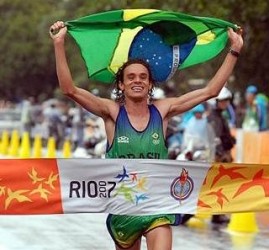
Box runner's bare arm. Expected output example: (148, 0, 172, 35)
(155, 28, 243, 119)
(49, 21, 119, 121)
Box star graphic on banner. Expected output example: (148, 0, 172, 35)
(135, 194, 149, 205)
(197, 199, 212, 208)
(45, 172, 58, 189)
(28, 168, 45, 184)
(5, 189, 32, 209)
(114, 183, 137, 203)
(30, 184, 51, 202)
(115, 166, 129, 182)
(137, 177, 147, 191)
(130, 173, 138, 182)
(207, 188, 229, 208)
(233, 169, 269, 198)
(0, 186, 6, 196)
(211, 165, 246, 188)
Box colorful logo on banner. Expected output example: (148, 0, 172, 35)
(0, 159, 63, 214)
(170, 168, 194, 203)
(113, 166, 149, 205)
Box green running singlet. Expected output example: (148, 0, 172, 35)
(106, 104, 180, 249)
(106, 104, 168, 159)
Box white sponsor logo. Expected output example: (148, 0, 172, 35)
(152, 133, 160, 145)
(117, 136, 129, 144)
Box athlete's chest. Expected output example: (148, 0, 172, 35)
(127, 113, 150, 131)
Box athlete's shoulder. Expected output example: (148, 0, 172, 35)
(101, 98, 121, 122)
(152, 98, 171, 119)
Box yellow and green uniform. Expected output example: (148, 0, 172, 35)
(106, 104, 181, 249)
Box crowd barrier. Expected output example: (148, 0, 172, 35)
(231, 129, 269, 164)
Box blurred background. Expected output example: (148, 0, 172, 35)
(0, 0, 268, 158)
(0, 0, 268, 100)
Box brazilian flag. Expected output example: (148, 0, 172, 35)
(66, 9, 238, 84)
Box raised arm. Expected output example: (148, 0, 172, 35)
(49, 21, 118, 120)
(155, 28, 244, 119)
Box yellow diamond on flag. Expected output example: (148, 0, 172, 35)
(197, 31, 216, 45)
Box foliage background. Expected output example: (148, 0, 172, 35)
(0, 0, 268, 102)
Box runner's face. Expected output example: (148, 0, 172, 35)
(119, 63, 152, 101)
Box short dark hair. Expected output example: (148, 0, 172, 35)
(113, 58, 156, 103)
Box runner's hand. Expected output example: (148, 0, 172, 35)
(49, 21, 67, 41)
(228, 27, 243, 52)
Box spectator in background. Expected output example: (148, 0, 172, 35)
(222, 102, 237, 128)
(256, 93, 269, 130)
(242, 85, 268, 131)
(69, 106, 85, 150)
(179, 103, 216, 162)
(208, 86, 236, 163)
(30, 98, 45, 141)
(43, 101, 64, 149)
(21, 97, 34, 134)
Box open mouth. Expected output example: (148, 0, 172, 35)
(131, 86, 144, 92)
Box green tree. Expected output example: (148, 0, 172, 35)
(0, 0, 268, 101)
(0, 0, 58, 100)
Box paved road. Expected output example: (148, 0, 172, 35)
(0, 212, 268, 250)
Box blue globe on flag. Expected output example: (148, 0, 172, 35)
(129, 23, 197, 83)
